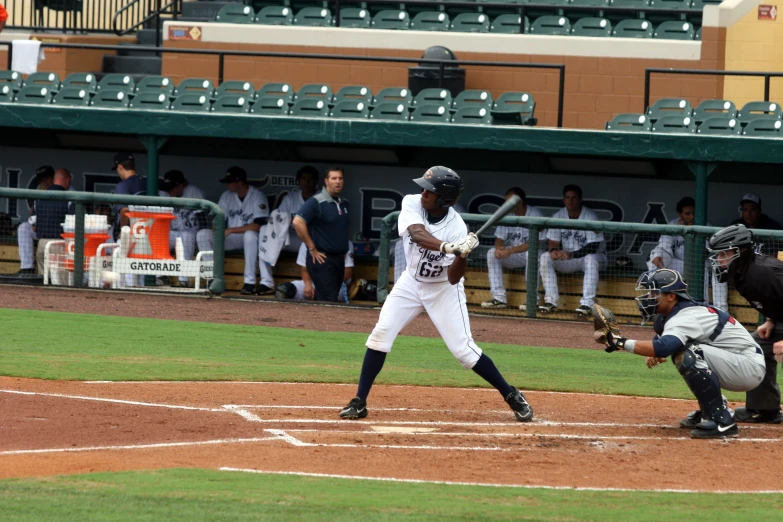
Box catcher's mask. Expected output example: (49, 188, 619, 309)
(707, 224, 755, 283)
(635, 269, 692, 324)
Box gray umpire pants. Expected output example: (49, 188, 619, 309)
(747, 322, 783, 411)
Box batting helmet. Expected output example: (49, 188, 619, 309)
(707, 224, 755, 282)
(635, 269, 692, 323)
(413, 166, 463, 208)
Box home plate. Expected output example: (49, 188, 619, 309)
(370, 426, 440, 434)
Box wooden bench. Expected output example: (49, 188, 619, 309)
(0, 243, 21, 274)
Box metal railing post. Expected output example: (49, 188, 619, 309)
(209, 207, 226, 295)
(376, 213, 396, 304)
(643, 69, 650, 112)
(218, 53, 225, 85)
(525, 227, 539, 317)
(557, 65, 565, 128)
(336, 0, 342, 27)
(765, 75, 771, 102)
(73, 202, 86, 288)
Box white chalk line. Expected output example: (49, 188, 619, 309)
(217, 468, 783, 494)
(0, 389, 224, 412)
(0, 437, 277, 456)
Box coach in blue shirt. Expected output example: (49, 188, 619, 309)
(293, 166, 350, 302)
(111, 152, 146, 227)
(34, 168, 73, 274)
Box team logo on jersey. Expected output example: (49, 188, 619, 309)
(261, 235, 268, 243)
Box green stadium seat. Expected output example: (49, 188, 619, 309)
(452, 90, 493, 110)
(695, 26, 702, 40)
(295, 83, 332, 101)
(52, 87, 91, 107)
(293, 7, 333, 26)
(136, 76, 174, 96)
(742, 119, 782, 137)
(337, 8, 371, 28)
(410, 11, 450, 31)
(450, 13, 490, 32)
(290, 98, 330, 117)
(530, 16, 571, 35)
(333, 85, 373, 105)
(696, 116, 741, 135)
(647, 98, 692, 121)
(128, 92, 171, 111)
(257, 82, 294, 103)
(14, 85, 53, 104)
(737, 101, 782, 122)
(571, 17, 612, 36)
(255, 6, 294, 25)
(477, 0, 526, 18)
(215, 80, 256, 99)
(61, 73, 96, 93)
(330, 100, 370, 119)
(97, 74, 135, 94)
(369, 102, 409, 120)
(648, 0, 690, 13)
(612, 19, 653, 38)
(651, 114, 696, 133)
(212, 93, 252, 113)
(489, 14, 529, 34)
(0, 84, 14, 102)
(451, 106, 492, 124)
(692, 99, 736, 123)
(690, 0, 723, 7)
(654, 21, 695, 40)
(371, 10, 410, 30)
(441, 0, 482, 17)
(610, 0, 650, 6)
(0, 70, 22, 92)
(215, 4, 256, 23)
(569, 0, 610, 6)
(410, 104, 451, 123)
(492, 92, 536, 125)
(24, 72, 60, 92)
(412, 88, 452, 107)
(91, 89, 130, 108)
(373, 87, 413, 107)
(175, 78, 214, 97)
(250, 96, 290, 115)
(605, 113, 652, 132)
(171, 93, 211, 112)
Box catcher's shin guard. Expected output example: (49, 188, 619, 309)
(673, 347, 733, 426)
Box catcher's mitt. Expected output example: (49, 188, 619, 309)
(590, 304, 621, 345)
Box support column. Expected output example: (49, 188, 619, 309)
(140, 136, 168, 196)
(685, 162, 717, 303)
(73, 202, 85, 288)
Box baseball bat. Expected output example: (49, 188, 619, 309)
(474, 195, 522, 237)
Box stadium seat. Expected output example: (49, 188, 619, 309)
(212, 93, 252, 113)
(605, 113, 652, 132)
(489, 14, 529, 34)
(571, 17, 612, 36)
(569, 0, 610, 6)
(128, 92, 171, 111)
(695, 26, 702, 40)
(373, 87, 413, 106)
(647, 98, 692, 121)
(0, 70, 22, 92)
(529, 16, 571, 35)
(91, 89, 130, 109)
(612, 19, 653, 38)
(477, 0, 527, 18)
(24, 72, 60, 92)
(452, 90, 493, 110)
(492, 92, 536, 125)
(97, 74, 136, 94)
(690, 0, 722, 7)
(651, 114, 696, 133)
(215, 80, 256, 99)
(696, 117, 741, 135)
(337, 8, 371, 28)
(136, 76, 174, 96)
(171, 93, 211, 112)
(333, 85, 373, 105)
(737, 101, 782, 122)
(371, 10, 410, 30)
(175, 78, 214, 97)
(294, 84, 332, 102)
(330, 100, 370, 118)
(0, 84, 13, 102)
(369, 102, 409, 120)
(215, 4, 255, 23)
(440, 0, 483, 17)
(14, 85, 53, 104)
(692, 99, 736, 123)
(450, 13, 490, 33)
(61, 73, 96, 93)
(410, 11, 450, 31)
(250, 96, 290, 115)
(52, 87, 91, 107)
(255, 6, 294, 25)
(257, 82, 294, 103)
(410, 104, 451, 122)
(654, 21, 695, 40)
(610, 0, 651, 6)
(290, 98, 330, 117)
(743, 119, 783, 136)
(412, 88, 452, 108)
(648, 0, 690, 12)
(293, 7, 333, 26)
(451, 106, 492, 124)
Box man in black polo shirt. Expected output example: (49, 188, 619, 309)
(293, 166, 350, 302)
(35, 168, 73, 275)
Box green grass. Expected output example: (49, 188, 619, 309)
(0, 468, 781, 521)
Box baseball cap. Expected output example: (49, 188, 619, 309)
(740, 193, 761, 207)
(161, 170, 186, 192)
(111, 152, 134, 171)
(35, 165, 55, 180)
(219, 166, 247, 184)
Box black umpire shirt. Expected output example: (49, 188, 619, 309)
(730, 254, 783, 323)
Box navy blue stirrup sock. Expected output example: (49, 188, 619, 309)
(356, 349, 387, 400)
(471, 353, 514, 398)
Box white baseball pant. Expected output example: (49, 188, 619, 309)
(539, 252, 605, 307)
(170, 230, 196, 283)
(366, 271, 483, 369)
(17, 221, 36, 270)
(290, 279, 348, 303)
(197, 229, 259, 285)
(486, 248, 533, 303)
(678, 344, 765, 392)
(257, 240, 300, 289)
(646, 255, 728, 310)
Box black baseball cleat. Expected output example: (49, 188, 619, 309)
(255, 284, 274, 296)
(575, 305, 591, 316)
(339, 397, 368, 419)
(505, 387, 534, 422)
(679, 410, 703, 428)
(690, 420, 739, 439)
(240, 283, 256, 295)
(734, 407, 783, 424)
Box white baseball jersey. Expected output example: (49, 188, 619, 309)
(651, 217, 713, 261)
(259, 209, 291, 266)
(277, 190, 306, 243)
(159, 184, 206, 233)
(297, 240, 354, 267)
(545, 207, 605, 253)
(398, 194, 466, 284)
(218, 185, 269, 228)
(663, 306, 762, 358)
(494, 205, 544, 247)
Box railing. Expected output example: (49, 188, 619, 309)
(113, 0, 181, 48)
(1, 41, 566, 127)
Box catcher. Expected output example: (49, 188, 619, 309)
(592, 268, 765, 439)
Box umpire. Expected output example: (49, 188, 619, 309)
(708, 224, 783, 424)
(293, 166, 350, 302)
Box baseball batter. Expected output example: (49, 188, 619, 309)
(339, 166, 534, 422)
